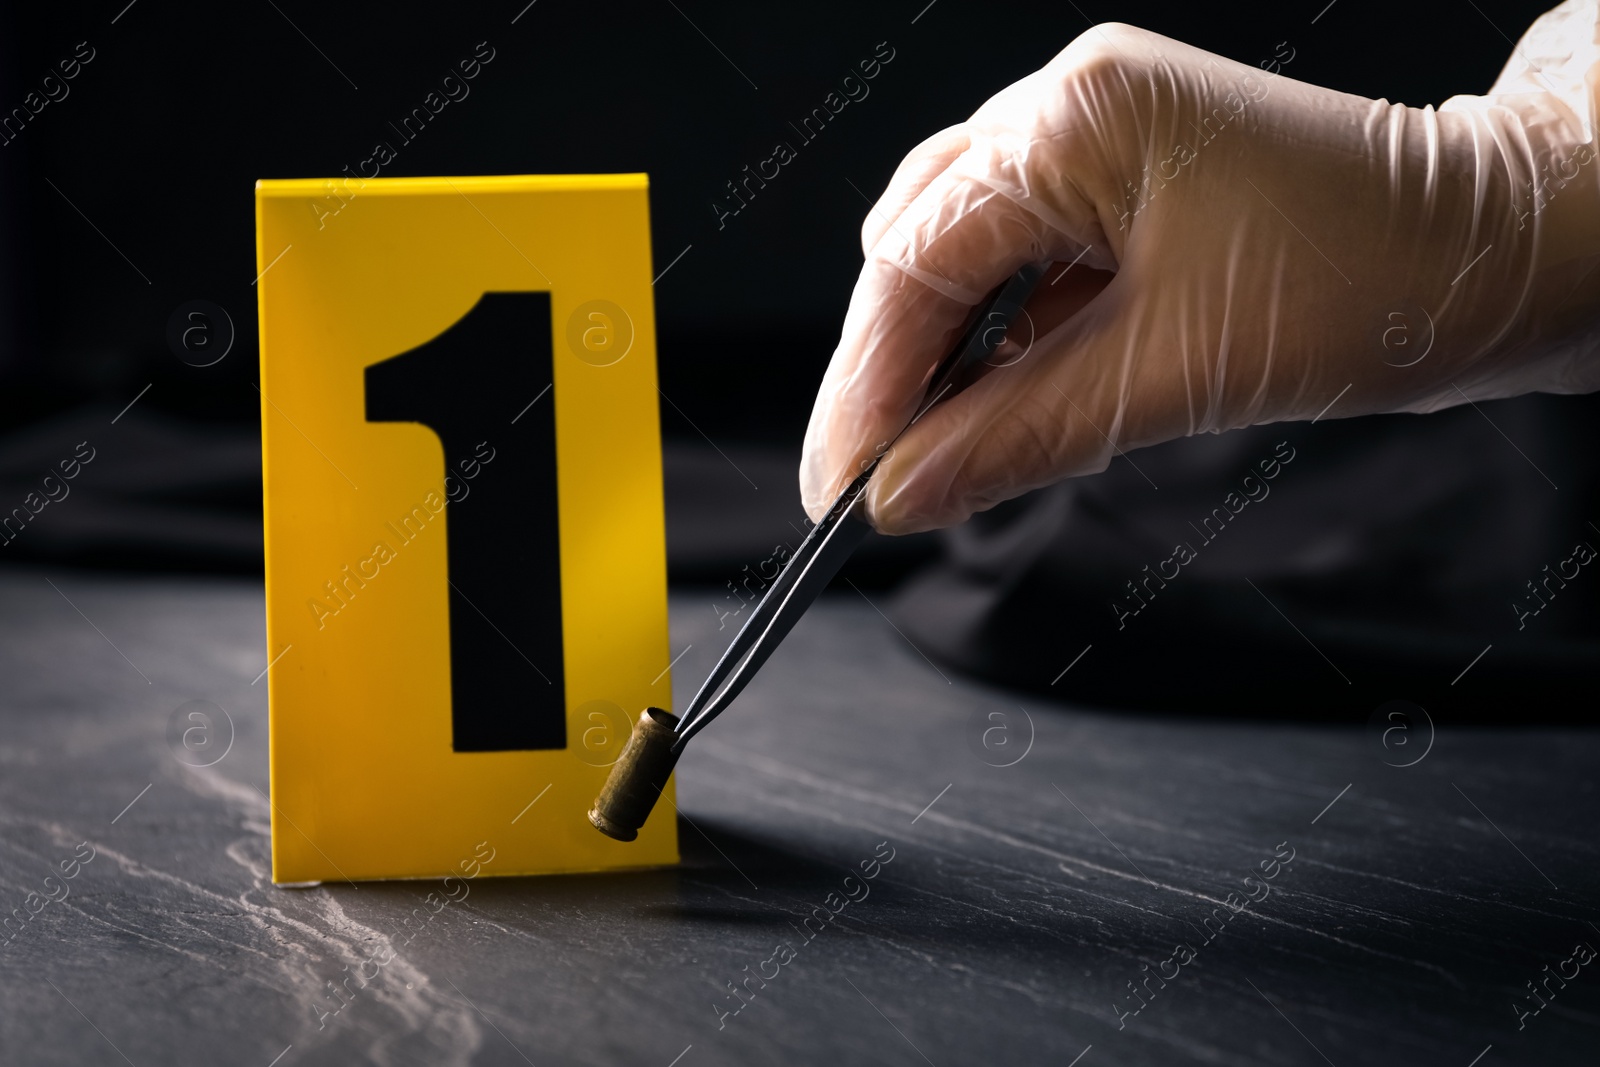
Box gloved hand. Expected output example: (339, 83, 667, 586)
(801, 2, 1600, 534)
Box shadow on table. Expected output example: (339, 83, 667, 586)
(348, 815, 882, 928)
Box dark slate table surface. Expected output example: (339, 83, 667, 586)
(1, 566, 1596, 1067)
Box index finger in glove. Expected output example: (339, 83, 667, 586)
(859, 123, 971, 255)
(801, 148, 1101, 520)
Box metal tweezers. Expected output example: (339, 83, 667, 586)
(671, 262, 1047, 751)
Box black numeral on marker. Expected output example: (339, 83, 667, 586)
(365, 292, 566, 752)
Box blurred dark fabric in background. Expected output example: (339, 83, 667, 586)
(1, 0, 1591, 712)
(893, 397, 1600, 717)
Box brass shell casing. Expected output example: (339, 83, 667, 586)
(588, 707, 680, 842)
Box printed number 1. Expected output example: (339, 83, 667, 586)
(365, 292, 566, 752)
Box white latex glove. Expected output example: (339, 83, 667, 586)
(801, 2, 1600, 534)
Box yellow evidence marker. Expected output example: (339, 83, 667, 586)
(254, 174, 677, 883)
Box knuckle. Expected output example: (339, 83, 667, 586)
(1054, 22, 1150, 81)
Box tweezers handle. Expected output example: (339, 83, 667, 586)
(908, 261, 1047, 426)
